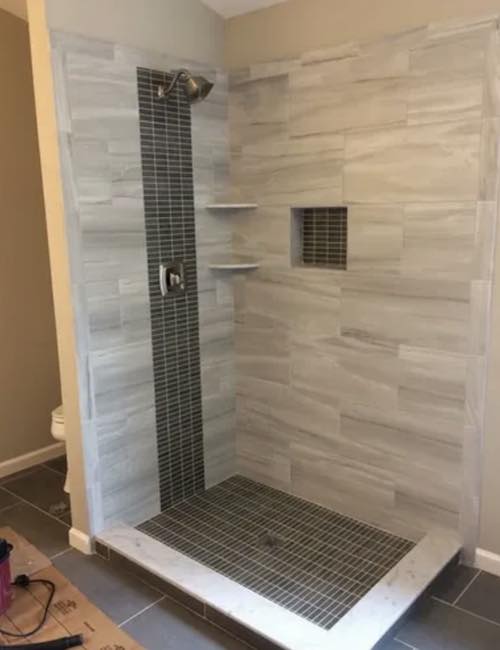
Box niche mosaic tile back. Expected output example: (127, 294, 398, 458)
(300, 207, 348, 269)
(137, 67, 205, 509)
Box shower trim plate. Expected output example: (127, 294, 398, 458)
(96, 525, 460, 650)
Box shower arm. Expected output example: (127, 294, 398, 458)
(158, 70, 188, 98)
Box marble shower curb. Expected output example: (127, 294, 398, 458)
(96, 524, 460, 650)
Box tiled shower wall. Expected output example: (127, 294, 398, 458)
(229, 15, 500, 542)
(51, 31, 234, 529)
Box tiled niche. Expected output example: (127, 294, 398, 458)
(291, 207, 348, 269)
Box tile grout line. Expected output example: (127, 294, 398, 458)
(118, 595, 165, 628)
(0, 501, 20, 515)
(50, 547, 73, 561)
(432, 595, 500, 629)
(41, 463, 66, 478)
(393, 639, 417, 649)
(0, 485, 71, 529)
(452, 568, 482, 605)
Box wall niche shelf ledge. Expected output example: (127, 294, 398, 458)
(209, 260, 260, 272)
(206, 203, 258, 211)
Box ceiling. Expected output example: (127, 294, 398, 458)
(0, 0, 26, 20)
(201, 0, 288, 18)
(0, 0, 287, 22)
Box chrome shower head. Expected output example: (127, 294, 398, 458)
(157, 69, 214, 104)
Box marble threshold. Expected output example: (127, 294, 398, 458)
(96, 524, 460, 650)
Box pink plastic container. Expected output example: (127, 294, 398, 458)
(0, 539, 12, 615)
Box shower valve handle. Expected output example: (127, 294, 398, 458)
(159, 262, 185, 296)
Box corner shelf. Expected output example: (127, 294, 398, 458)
(209, 259, 260, 272)
(206, 203, 258, 211)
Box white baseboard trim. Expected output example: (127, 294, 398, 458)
(475, 548, 500, 576)
(0, 442, 65, 479)
(69, 527, 93, 555)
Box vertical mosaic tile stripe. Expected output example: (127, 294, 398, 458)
(137, 67, 205, 509)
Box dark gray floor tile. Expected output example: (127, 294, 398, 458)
(3, 466, 70, 520)
(44, 456, 67, 476)
(0, 467, 38, 486)
(53, 550, 162, 625)
(456, 571, 500, 624)
(0, 488, 19, 511)
(123, 598, 249, 650)
(397, 597, 500, 650)
(59, 511, 72, 526)
(0, 502, 69, 558)
(430, 562, 479, 604)
(375, 640, 413, 650)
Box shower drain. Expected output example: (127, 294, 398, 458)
(257, 531, 283, 550)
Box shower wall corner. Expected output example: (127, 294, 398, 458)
(49, 28, 235, 536)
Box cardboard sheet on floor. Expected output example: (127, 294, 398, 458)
(0, 527, 143, 649)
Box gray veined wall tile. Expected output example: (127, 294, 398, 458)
(90, 340, 154, 410)
(237, 375, 340, 453)
(347, 204, 403, 274)
(401, 203, 477, 280)
(292, 48, 409, 89)
(398, 345, 467, 425)
(466, 355, 488, 431)
(229, 73, 289, 147)
(340, 402, 463, 469)
(412, 27, 490, 75)
(479, 118, 500, 201)
(344, 120, 481, 203)
(290, 76, 408, 137)
(408, 71, 483, 125)
(469, 280, 492, 356)
(97, 407, 159, 524)
(249, 59, 299, 80)
(340, 276, 470, 354)
(290, 444, 396, 525)
(204, 411, 236, 488)
(300, 42, 360, 65)
(71, 139, 112, 205)
(236, 135, 344, 207)
(393, 493, 459, 540)
(291, 337, 398, 412)
(460, 421, 483, 560)
(50, 30, 115, 60)
(483, 26, 500, 118)
(426, 14, 498, 41)
(474, 202, 497, 281)
(233, 206, 290, 266)
(243, 269, 341, 338)
(359, 26, 428, 57)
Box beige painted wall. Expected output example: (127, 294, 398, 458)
(27, 0, 93, 540)
(45, 0, 224, 66)
(0, 8, 60, 462)
(0, 0, 26, 20)
(225, 0, 500, 67)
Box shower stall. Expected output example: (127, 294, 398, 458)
(50, 11, 499, 649)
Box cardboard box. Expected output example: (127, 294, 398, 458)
(0, 527, 143, 649)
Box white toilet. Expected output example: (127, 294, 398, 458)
(51, 405, 69, 493)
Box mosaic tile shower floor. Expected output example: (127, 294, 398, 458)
(137, 475, 414, 629)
